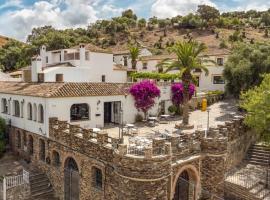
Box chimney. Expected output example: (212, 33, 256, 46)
(40, 45, 46, 67)
(31, 56, 42, 82)
(79, 44, 85, 67)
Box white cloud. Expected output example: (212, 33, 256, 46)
(0, 0, 98, 41)
(151, 0, 216, 18)
(0, 0, 23, 10)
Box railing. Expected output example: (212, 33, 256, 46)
(127, 146, 145, 156)
(1, 169, 29, 200)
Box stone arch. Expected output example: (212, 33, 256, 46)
(16, 130, 21, 149)
(172, 164, 200, 200)
(28, 135, 34, 155)
(39, 139, 45, 161)
(64, 156, 80, 200)
(52, 150, 61, 167)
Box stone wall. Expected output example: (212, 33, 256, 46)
(7, 114, 255, 200)
(6, 184, 30, 200)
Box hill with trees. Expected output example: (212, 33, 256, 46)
(1, 5, 270, 72)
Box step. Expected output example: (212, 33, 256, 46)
(31, 181, 51, 191)
(249, 157, 270, 163)
(249, 149, 270, 155)
(30, 176, 49, 184)
(249, 153, 270, 159)
(31, 188, 54, 198)
(248, 160, 269, 166)
(31, 185, 52, 195)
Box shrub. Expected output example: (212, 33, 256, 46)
(135, 114, 143, 122)
(168, 105, 177, 114)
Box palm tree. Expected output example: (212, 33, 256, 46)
(129, 46, 140, 69)
(159, 40, 209, 126)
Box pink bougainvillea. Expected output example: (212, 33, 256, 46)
(129, 80, 160, 115)
(171, 83, 196, 106)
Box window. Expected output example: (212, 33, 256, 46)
(56, 74, 63, 82)
(39, 139, 45, 161)
(46, 56, 48, 63)
(38, 104, 44, 123)
(217, 58, 224, 66)
(70, 104, 89, 121)
(101, 75, 106, 82)
(92, 167, 103, 190)
(213, 75, 225, 84)
(52, 151, 61, 167)
(27, 103, 32, 120)
(1, 98, 8, 114)
(13, 100, 20, 117)
(142, 62, 148, 69)
(123, 56, 128, 66)
(33, 104, 37, 121)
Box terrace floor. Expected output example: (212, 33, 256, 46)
(104, 99, 241, 144)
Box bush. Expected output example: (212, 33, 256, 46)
(135, 114, 143, 122)
(168, 105, 177, 114)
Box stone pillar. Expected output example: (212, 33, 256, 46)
(118, 144, 127, 155)
(82, 129, 91, 140)
(144, 147, 153, 158)
(201, 132, 227, 200)
(97, 131, 108, 145)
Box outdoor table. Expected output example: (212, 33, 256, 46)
(92, 128, 101, 133)
(160, 115, 170, 120)
(126, 124, 135, 135)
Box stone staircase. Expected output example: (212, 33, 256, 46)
(246, 145, 270, 166)
(29, 172, 58, 200)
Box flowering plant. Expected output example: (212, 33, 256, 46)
(129, 80, 160, 116)
(171, 83, 195, 106)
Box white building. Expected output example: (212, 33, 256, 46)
(113, 47, 230, 92)
(0, 82, 171, 138)
(23, 44, 127, 83)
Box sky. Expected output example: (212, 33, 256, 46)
(0, 0, 270, 41)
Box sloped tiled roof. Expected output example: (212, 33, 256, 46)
(0, 82, 129, 98)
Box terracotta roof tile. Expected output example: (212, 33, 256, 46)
(0, 82, 129, 98)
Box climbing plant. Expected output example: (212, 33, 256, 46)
(129, 80, 160, 119)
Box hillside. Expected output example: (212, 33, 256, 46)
(88, 27, 270, 54)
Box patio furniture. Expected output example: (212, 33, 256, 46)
(160, 114, 170, 120)
(125, 124, 135, 135)
(148, 116, 158, 126)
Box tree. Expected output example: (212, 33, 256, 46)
(138, 18, 146, 28)
(129, 80, 160, 119)
(197, 5, 220, 22)
(223, 43, 270, 97)
(159, 40, 209, 126)
(0, 117, 6, 158)
(129, 45, 140, 69)
(240, 74, 270, 142)
(122, 9, 137, 20)
(261, 12, 270, 26)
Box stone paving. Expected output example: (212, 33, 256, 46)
(104, 99, 241, 144)
(0, 153, 24, 176)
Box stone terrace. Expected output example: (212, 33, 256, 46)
(104, 99, 241, 144)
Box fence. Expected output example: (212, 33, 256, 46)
(1, 169, 29, 200)
(225, 169, 270, 199)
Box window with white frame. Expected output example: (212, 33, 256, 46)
(38, 104, 44, 123)
(213, 75, 225, 84)
(142, 62, 148, 69)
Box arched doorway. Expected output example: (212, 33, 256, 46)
(64, 157, 79, 200)
(173, 165, 199, 200)
(173, 170, 190, 200)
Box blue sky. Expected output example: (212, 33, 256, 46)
(0, 0, 270, 41)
